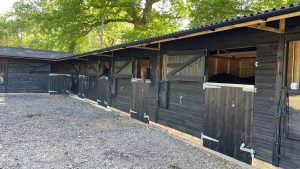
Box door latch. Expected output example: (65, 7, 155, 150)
(179, 96, 183, 104)
(240, 143, 255, 158)
(201, 133, 219, 142)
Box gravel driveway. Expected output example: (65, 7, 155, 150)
(0, 94, 250, 169)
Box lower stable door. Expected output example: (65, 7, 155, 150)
(130, 80, 150, 123)
(203, 84, 254, 164)
(97, 76, 110, 107)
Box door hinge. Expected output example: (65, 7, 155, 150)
(201, 133, 219, 142)
(130, 109, 137, 114)
(144, 113, 149, 121)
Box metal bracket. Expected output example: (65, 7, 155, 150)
(130, 109, 137, 114)
(100, 76, 109, 80)
(201, 133, 219, 142)
(240, 143, 255, 158)
(144, 113, 149, 121)
(48, 90, 58, 94)
(203, 82, 256, 92)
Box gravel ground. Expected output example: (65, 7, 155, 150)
(0, 93, 249, 169)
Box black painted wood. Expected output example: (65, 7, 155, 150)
(111, 78, 132, 112)
(98, 76, 110, 107)
(84, 76, 100, 101)
(5, 59, 50, 93)
(49, 74, 72, 94)
(252, 44, 278, 164)
(131, 81, 150, 123)
(78, 75, 86, 98)
(157, 81, 204, 137)
(204, 86, 254, 164)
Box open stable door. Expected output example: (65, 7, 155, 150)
(279, 41, 300, 168)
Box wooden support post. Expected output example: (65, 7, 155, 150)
(155, 43, 162, 122)
(279, 19, 286, 32)
(272, 33, 286, 166)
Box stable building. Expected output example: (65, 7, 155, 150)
(51, 4, 300, 168)
(2, 3, 300, 169)
(0, 46, 72, 93)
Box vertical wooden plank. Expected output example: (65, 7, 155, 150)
(273, 34, 285, 166)
(155, 51, 162, 122)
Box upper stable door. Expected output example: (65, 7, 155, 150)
(279, 40, 300, 168)
(203, 48, 257, 164)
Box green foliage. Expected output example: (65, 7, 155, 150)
(189, 0, 299, 27)
(189, 0, 251, 27)
(0, 0, 187, 53)
(0, 0, 298, 53)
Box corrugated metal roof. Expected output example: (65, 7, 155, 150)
(64, 3, 300, 59)
(0, 46, 73, 60)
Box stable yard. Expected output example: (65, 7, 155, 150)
(0, 94, 251, 169)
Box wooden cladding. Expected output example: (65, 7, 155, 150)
(0, 59, 6, 85)
(86, 62, 98, 76)
(288, 41, 300, 87)
(113, 58, 133, 78)
(162, 50, 206, 81)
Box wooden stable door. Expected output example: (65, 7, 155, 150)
(98, 76, 110, 107)
(131, 81, 150, 123)
(204, 85, 254, 164)
(111, 58, 133, 112)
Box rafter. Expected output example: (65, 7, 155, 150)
(247, 19, 286, 33)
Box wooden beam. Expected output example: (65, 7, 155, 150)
(279, 19, 286, 32)
(247, 24, 283, 33)
(210, 51, 256, 59)
(132, 46, 160, 51)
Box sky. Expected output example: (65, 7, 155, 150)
(0, 0, 18, 14)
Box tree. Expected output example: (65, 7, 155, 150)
(0, 0, 187, 53)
